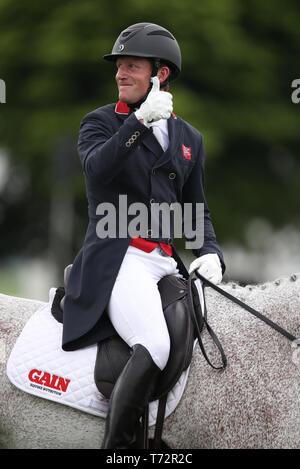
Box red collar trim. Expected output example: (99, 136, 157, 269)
(115, 101, 130, 115)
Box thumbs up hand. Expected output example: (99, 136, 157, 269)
(135, 77, 173, 128)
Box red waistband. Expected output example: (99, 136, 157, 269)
(130, 237, 172, 256)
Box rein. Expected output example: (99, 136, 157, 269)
(188, 271, 298, 372)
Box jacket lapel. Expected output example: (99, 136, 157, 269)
(141, 128, 164, 157)
(153, 112, 183, 170)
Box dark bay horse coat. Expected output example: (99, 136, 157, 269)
(62, 102, 225, 351)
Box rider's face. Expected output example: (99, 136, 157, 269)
(115, 57, 152, 104)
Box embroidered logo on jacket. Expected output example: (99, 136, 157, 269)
(182, 144, 192, 160)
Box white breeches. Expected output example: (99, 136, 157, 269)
(107, 245, 181, 370)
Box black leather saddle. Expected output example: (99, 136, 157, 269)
(51, 267, 203, 448)
(94, 274, 198, 402)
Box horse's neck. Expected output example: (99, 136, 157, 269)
(215, 274, 300, 331)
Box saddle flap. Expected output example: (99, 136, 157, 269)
(151, 295, 194, 401)
(94, 336, 131, 399)
(157, 275, 187, 310)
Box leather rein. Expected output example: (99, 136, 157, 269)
(187, 271, 299, 371)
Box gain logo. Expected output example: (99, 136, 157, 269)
(28, 369, 71, 393)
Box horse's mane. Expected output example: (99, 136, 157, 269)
(225, 272, 300, 292)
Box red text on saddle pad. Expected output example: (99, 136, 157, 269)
(28, 369, 71, 393)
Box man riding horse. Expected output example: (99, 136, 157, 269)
(61, 22, 225, 449)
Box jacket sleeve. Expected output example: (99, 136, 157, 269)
(77, 110, 150, 184)
(181, 136, 226, 273)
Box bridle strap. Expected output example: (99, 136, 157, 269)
(187, 274, 227, 370)
(195, 272, 298, 343)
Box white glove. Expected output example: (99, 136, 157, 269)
(188, 253, 222, 285)
(135, 76, 173, 128)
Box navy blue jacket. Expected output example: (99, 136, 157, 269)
(62, 102, 225, 351)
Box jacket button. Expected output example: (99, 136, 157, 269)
(151, 169, 156, 175)
(168, 172, 176, 179)
(125, 133, 140, 148)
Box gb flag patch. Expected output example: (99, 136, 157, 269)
(182, 144, 192, 160)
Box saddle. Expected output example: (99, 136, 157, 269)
(51, 265, 207, 448)
(94, 275, 196, 402)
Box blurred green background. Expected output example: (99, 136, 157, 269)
(0, 0, 300, 300)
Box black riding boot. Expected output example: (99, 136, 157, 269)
(101, 344, 160, 449)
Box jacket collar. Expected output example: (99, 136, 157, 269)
(115, 101, 131, 115)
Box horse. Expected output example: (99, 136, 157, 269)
(0, 273, 299, 449)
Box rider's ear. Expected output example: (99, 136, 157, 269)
(157, 65, 170, 85)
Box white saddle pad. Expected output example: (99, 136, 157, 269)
(6, 286, 201, 426)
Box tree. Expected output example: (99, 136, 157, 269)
(0, 0, 299, 263)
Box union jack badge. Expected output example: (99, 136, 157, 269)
(182, 144, 192, 160)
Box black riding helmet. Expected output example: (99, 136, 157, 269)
(103, 22, 182, 84)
